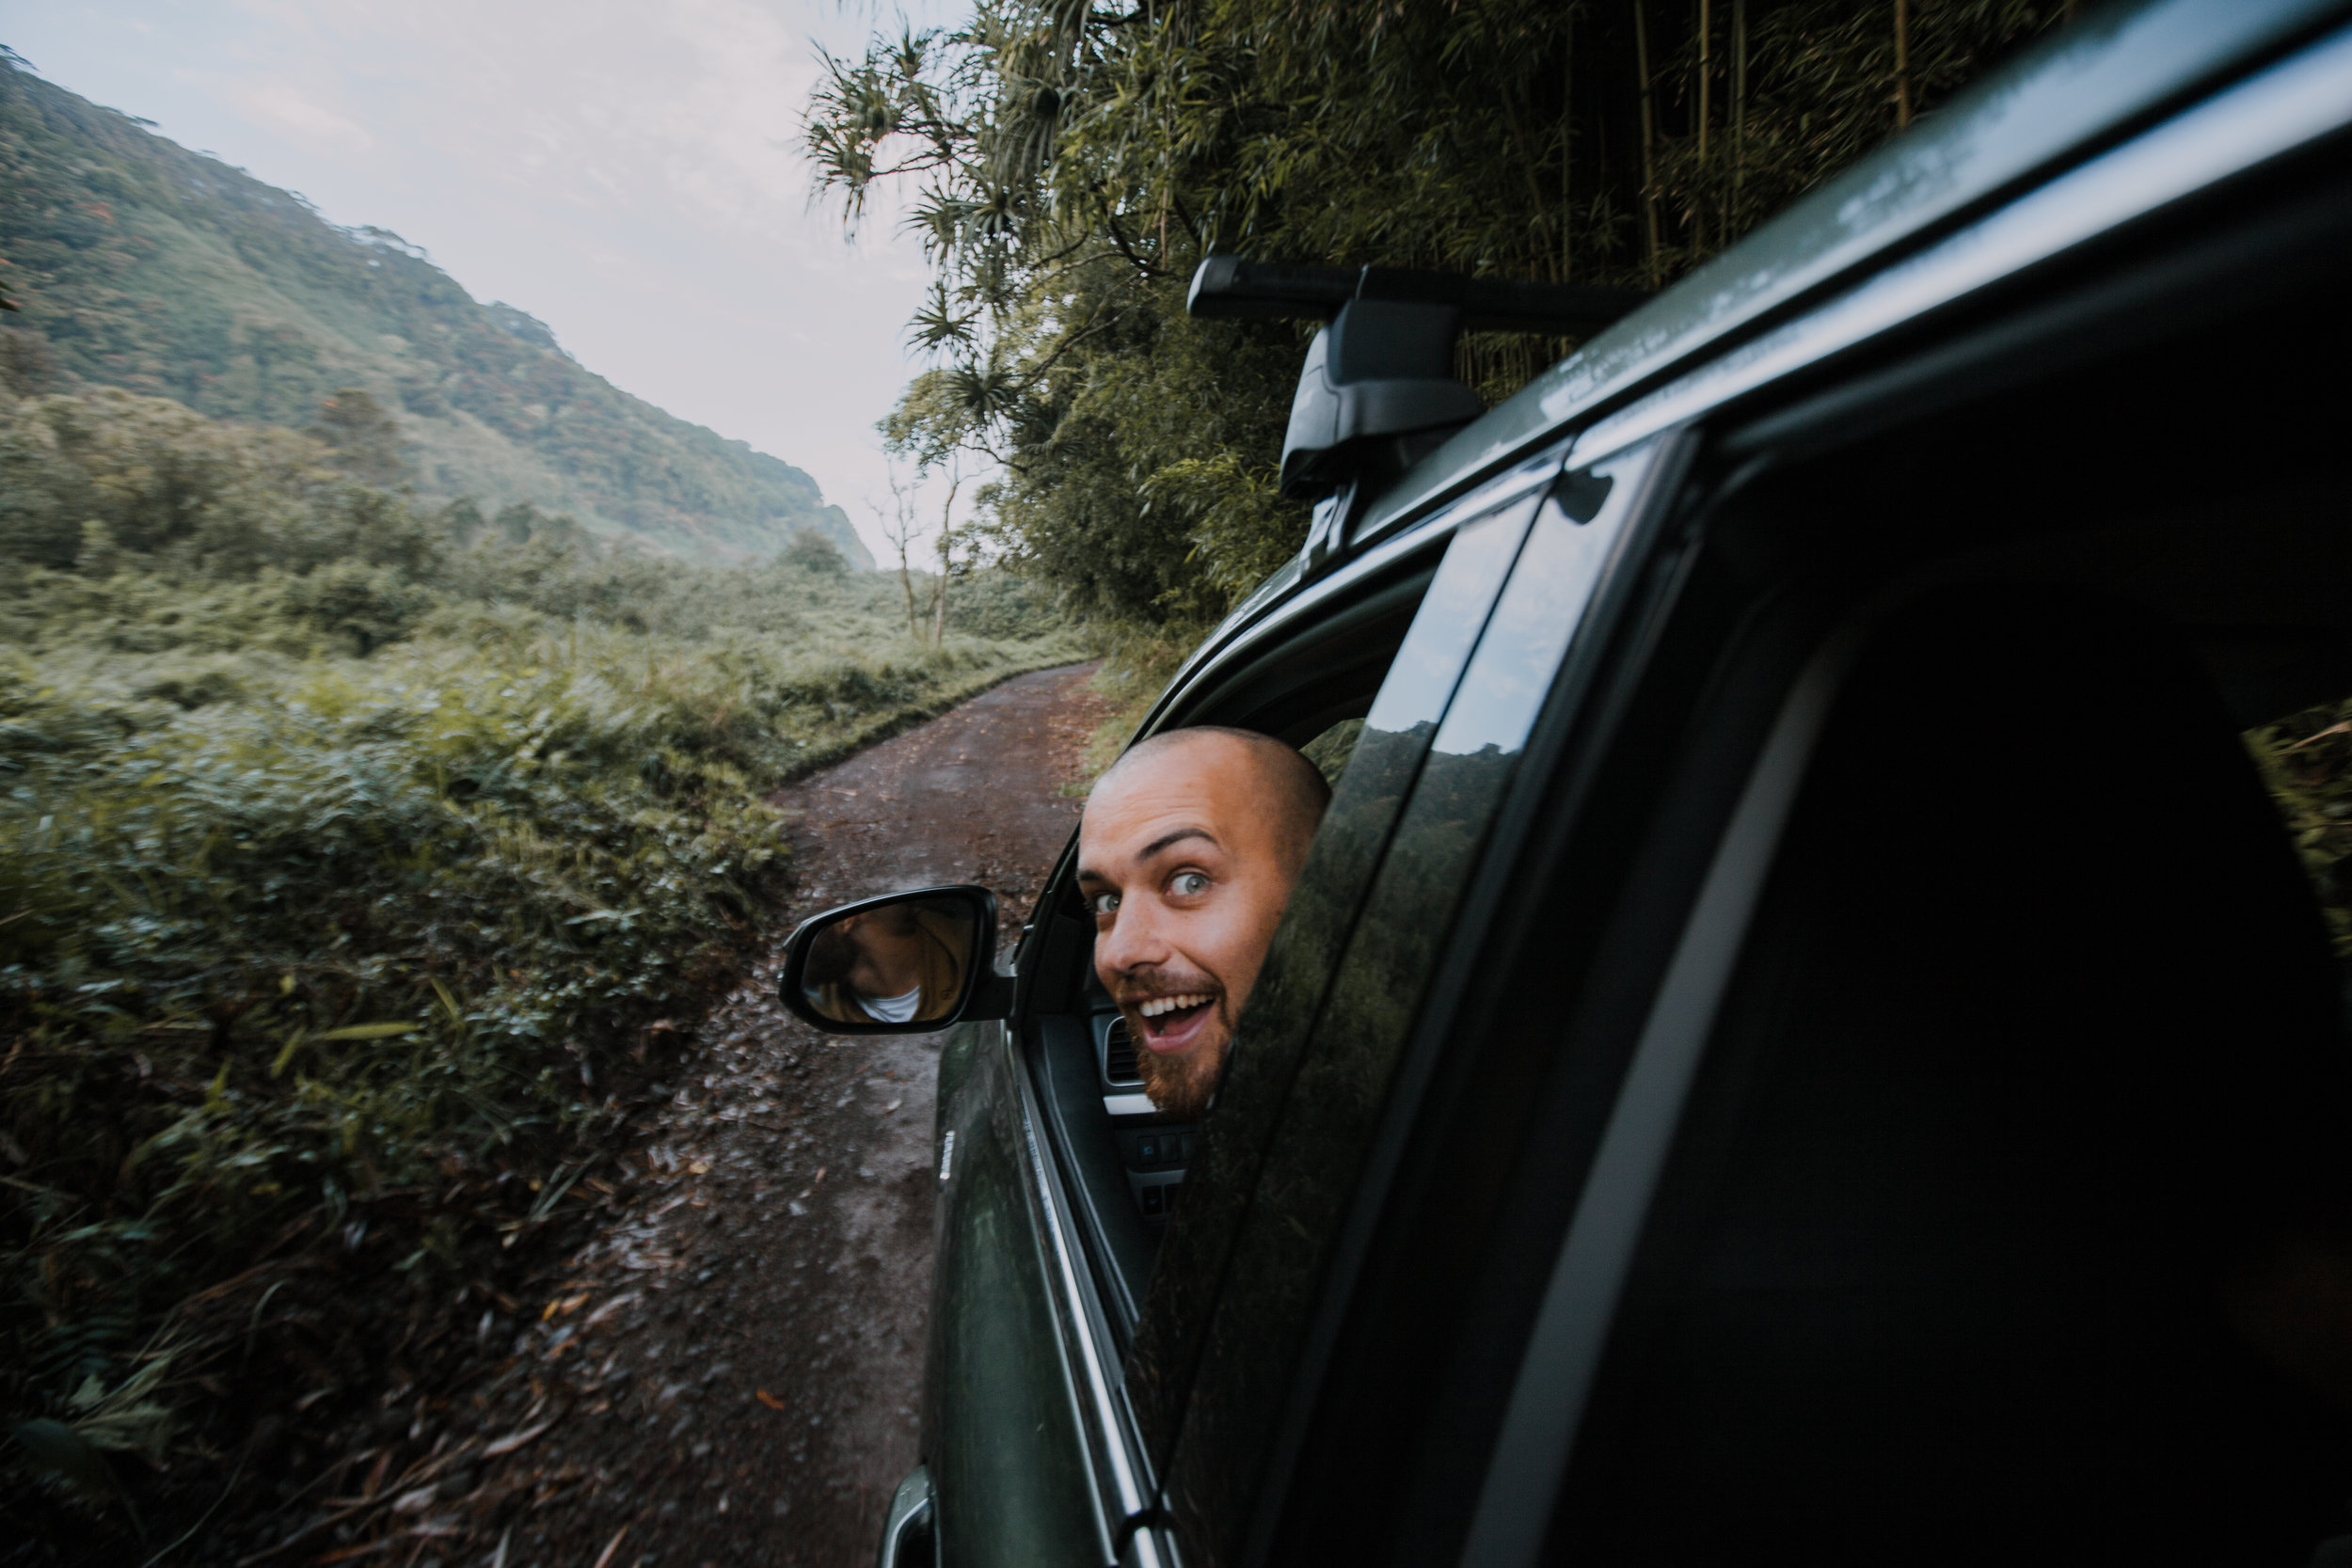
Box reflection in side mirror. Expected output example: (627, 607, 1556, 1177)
(776, 885, 1009, 1035)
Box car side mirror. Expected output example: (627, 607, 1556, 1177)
(775, 885, 1012, 1035)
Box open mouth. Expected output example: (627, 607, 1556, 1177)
(1133, 991, 1216, 1049)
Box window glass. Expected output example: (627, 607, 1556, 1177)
(1147, 436, 1665, 1560)
(1025, 463, 1556, 1356)
(1124, 456, 1551, 1450)
(1299, 717, 1363, 788)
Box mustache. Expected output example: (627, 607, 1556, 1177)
(1113, 966, 1220, 1005)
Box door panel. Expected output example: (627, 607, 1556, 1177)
(929, 1019, 1104, 1568)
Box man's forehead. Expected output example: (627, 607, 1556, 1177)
(1079, 793, 1230, 863)
(1080, 746, 1250, 868)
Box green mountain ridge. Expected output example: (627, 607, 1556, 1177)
(0, 52, 872, 567)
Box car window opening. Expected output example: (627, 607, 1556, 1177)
(1037, 708, 1386, 1321)
(1024, 464, 1577, 1341)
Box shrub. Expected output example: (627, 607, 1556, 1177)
(0, 387, 1078, 1543)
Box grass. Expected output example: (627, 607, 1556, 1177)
(0, 385, 1082, 1549)
(1069, 629, 1199, 791)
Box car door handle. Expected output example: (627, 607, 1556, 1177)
(876, 1464, 934, 1568)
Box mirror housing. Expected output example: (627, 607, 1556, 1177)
(776, 885, 1012, 1035)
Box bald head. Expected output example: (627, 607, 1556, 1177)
(1079, 727, 1331, 1117)
(1092, 727, 1330, 870)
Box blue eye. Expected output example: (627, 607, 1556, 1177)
(1089, 891, 1120, 916)
(1170, 871, 1209, 896)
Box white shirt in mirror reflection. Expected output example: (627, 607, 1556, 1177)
(858, 986, 924, 1024)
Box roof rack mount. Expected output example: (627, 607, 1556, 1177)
(1185, 257, 1647, 529)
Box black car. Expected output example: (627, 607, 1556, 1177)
(782, 2, 2352, 1561)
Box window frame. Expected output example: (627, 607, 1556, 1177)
(990, 437, 1581, 1561)
(1138, 430, 1696, 1565)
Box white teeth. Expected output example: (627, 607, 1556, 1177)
(1138, 993, 1209, 1019)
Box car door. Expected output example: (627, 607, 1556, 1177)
(1103, 430, 1688, 1566)
(921, 427, 1662, 1566)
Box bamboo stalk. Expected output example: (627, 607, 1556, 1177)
(1733, 0, 1747, 193)
(930, 467, 961, 646)
(1562, 11, 1575, 282)
(1697, 0, 1712, 253)
(1697, 0, 1711, 163)
(1636, 0, 1660, 285)
(1894, 0, 1913, 130)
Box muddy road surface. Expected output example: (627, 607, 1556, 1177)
(438, 663, 1108, 1568)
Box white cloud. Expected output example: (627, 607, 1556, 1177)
(230, 76, 375, 150)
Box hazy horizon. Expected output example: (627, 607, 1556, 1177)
(5, 1, 966, 567)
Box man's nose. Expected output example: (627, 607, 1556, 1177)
(1097, 893, 1170, 976)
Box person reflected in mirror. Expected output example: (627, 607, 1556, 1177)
(1079, 727, 1330, 1117)
(803, 900, 970, 1025)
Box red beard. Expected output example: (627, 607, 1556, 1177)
(1136, 1026, 1227, 1118)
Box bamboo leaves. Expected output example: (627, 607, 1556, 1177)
(802, 0, 2066, 641)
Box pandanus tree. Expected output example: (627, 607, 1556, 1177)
(805, 0, 2067, 637)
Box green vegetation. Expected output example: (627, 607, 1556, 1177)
(0, 381, 1075, 1544)
(807, 0, 2064, 654)
(0, 50, 866, 565)
(2249, 706, 2352, 958)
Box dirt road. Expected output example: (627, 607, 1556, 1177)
(446, 663, 1108, 1567)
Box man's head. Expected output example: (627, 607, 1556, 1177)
(804, 904, 926, 998)
(1078, 726, 1331, 1117)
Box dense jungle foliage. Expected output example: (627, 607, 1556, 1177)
(0, 376, 1073, 1547)
(806, 0, 2071, 648)
(0, 50, 866, 566)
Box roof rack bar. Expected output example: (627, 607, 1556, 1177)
(1186, 255, 1649, 336)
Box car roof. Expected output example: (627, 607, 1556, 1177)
(1155, 0, 2348, 723)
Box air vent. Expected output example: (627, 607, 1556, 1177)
(1104, 1017, 1142, 1085)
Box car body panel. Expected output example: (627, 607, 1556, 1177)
(927, 1018, 1104, 1567)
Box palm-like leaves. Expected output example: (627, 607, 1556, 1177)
(804, 0, 2067, 633)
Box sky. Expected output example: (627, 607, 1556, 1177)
(5, 0, 965, 564)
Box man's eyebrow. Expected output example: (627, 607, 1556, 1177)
(1141, 826, 1220, 860)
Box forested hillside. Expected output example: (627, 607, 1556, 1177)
(0, 365, 1072, 1551)
(0, 51, 868, 567)
(807, 0, 2067, 639)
